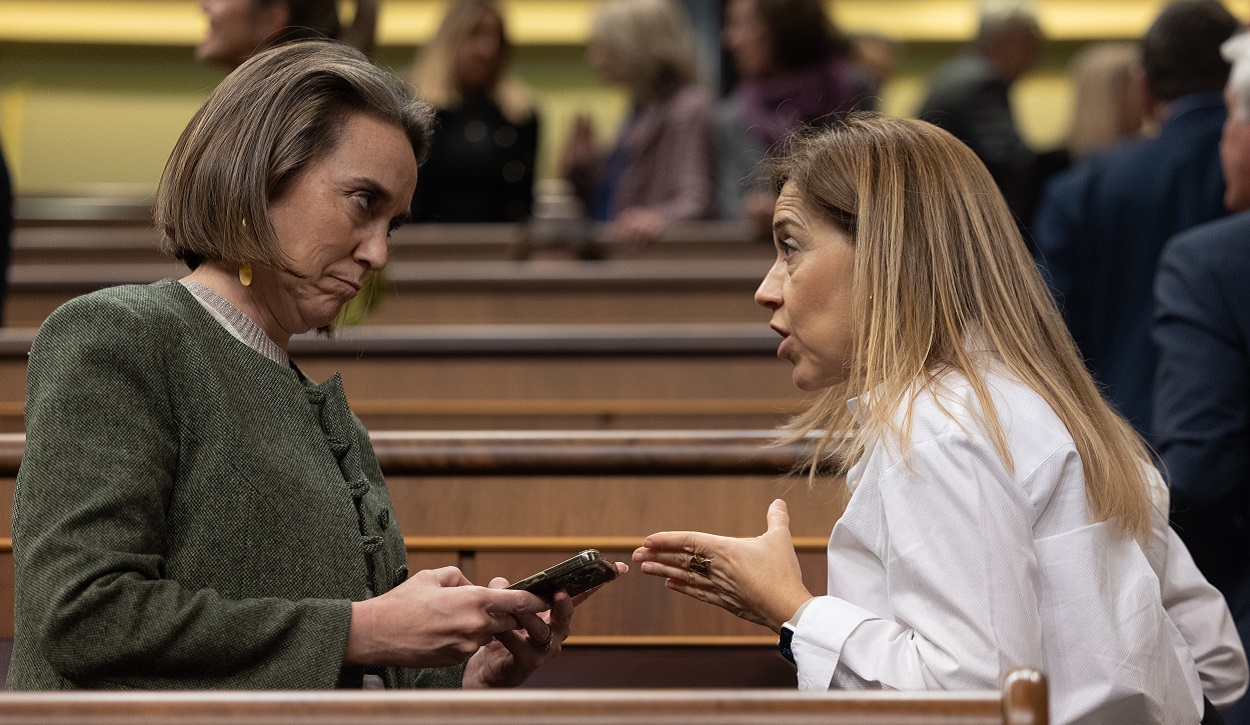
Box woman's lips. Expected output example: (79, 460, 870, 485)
(771, 326, 791, 360)
(331, 276, 362, 295)
(777, 335, 791, 360)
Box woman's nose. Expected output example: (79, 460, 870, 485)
(755, 261, 783, 309)
(357, 230, 389, 271)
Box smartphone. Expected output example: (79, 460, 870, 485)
(506, 549, 619, 599)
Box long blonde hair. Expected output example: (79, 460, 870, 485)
(1066, 42, 1142, 159)
(775, 114, 1153, 541)
(408, 0, 532, 123)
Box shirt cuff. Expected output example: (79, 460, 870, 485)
(791, 595, 878, 690)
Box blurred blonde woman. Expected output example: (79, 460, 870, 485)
(408, 0, 539, 222)
(561, 0, 717, 246)
(1066, 42, 1144, 159)
(1023, 43, 1144, 232)
(634, 115, 1246, 725)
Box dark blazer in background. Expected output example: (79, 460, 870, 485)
(1033, 93, 1228, 441)
(919, 53, 1036, 223)
(412, 97, 539, 223)
(1155, 212, 1250, 724)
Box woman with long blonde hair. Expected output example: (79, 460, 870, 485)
(634, 114, 1246, 725)
(408, 0, 538, 222)
(1065, 42, 1143, 159)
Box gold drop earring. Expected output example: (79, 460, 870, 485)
(238, 215, 253, 286)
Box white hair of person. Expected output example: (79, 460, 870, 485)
(1222, 31, 1250, 120)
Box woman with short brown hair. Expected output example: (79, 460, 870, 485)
(8, 41, 619, 691)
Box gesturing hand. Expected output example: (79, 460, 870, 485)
(633, 499, 812, 632)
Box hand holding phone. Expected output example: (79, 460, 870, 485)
(506, 549, 619, 599)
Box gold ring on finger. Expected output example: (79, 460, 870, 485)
(689, 554, 712, 576)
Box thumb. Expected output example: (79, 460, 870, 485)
(487, 587, 547, 615)
(765, 499, 792, 537)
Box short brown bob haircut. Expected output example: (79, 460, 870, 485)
(156, 40, 435, 271)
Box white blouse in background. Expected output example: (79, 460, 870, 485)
(789, 368, 1247, 725)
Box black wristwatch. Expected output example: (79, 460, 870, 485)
(778, 622, 797, 665)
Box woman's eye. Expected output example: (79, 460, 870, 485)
(353, 193, 374, 211)
(780, 237, 800, 259)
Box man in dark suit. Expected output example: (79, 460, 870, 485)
(918, 2, 1041, 224)
(1033, 0, 1238, 443)
(1155, 29, 1250, 725)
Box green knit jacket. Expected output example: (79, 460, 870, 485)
(7, 279, 464, 690)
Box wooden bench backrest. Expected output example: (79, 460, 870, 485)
(4, 257, 773, 327)
(12, 218, 768, 264)
(0, 324, 804, 433)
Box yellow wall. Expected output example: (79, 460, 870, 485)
(0, 0, 1243, 195)
(0, 0, 1240, 45)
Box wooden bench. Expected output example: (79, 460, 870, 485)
(0, 671, 1050, 724)
(5, 257, 773, 327)
(12, 219, 770, 265)
(0, 324, 804, 432)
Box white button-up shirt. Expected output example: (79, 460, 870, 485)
(790, 369, 1247, 725)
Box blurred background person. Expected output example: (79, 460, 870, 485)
(1032, 0, 1237, 442)
(197, 0, 380, 68)
(918, 0, 1042, 225)
(1153, 30, 1250, 725)
(847, 32, 902, 98)
(560, 0, 717, 248)
(408, 0, 538, 223)
(1020, 42, 1144, 233)
(1062, 42, 1145, 162)
(718, 0, 877, 231)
